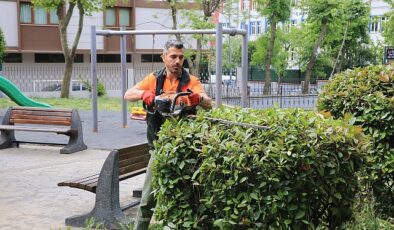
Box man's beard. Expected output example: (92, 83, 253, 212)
(168, 66, 182, 76)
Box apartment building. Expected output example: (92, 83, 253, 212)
(217, 0, 392, 63)
(0, 0, 201, 65)
(0, 0, 200, 95)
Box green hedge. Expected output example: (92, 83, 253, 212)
(152, 107, 370, 229)
(317, 64, 394, 218)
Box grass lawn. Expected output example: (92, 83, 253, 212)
(0, 97, 143, 111)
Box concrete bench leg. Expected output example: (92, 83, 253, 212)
(65, 151, 128, 229)
(60, 110, 87, 154)
(0, 130, 14, 149)
(0, 108, 15, 149)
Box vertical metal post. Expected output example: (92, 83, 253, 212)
(91, 26, 98, 132)
(215, 23, 223, 107)
(241, 24, 248, 108)
(120, 28, 128, 128)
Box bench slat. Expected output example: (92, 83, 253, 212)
(11, 110, 72, 117)
(58, 174, 99, 186)
(119, 153, 150, 170)
(119, 148, 150, 161)
(11, 114, 71, 122)
(83, 168, 148, 193)
(119, 160, 150, 176)
(0, 125, 71, 133)
(12, 107, 73, 113)
(9, 119, 71, 126)
(117, 144, 150, 155)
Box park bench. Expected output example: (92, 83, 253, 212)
(0, 106, 87, 154)
(58, 143, 151, 228)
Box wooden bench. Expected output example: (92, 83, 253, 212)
(0, 106, 87, 154)
(58, 143, 151, 228)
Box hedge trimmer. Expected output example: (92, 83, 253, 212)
(136, 89, 269, 130)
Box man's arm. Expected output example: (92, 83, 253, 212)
(124, 85, 145, 102)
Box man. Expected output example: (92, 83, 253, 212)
(124, 39, 212, 229)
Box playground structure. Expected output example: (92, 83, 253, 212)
(90, 24, 249, 132)
(0, 75, 51, 108)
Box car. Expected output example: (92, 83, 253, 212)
(223, 79, 236, 86)
(41, 83, 87, 92)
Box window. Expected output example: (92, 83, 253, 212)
(105, 7, 131, 27)
(4, 53, 23, 63)
(241, 0, 249, 10)
(381, 17, 387, 31)
(35, 53, 83, 63)
(257, 21, 262, 34)
(105, 8, 116, 26)
(141, 54, 162, 63)
(119, 8, 130, 27)
(34, 7, 47, 24)
(20, 3, 58, 25)
(97, 54, 131, 63)
(250, 21, 257, 35)
(288, 47, 296, 61)
(20, 3, 32, 23)
(369, 16, 387, 33)
(251, 1, 259, 10)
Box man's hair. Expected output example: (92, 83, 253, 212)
(163, 40, 184, 53)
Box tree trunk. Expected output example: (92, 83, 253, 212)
(61, 57, 73, 97)
(58, 0, 84, 98)
(330, 22, 348, 79)
(263, 14, 277, 95)
(190, 39, 202, 76)
(334, 48, 345, 75)
(303, 17, 328, 94)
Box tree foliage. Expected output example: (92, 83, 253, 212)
(31, 0, 117, 98)
(0, 27, 6, 64)
(382, 0, 394, 45)
(256, 0, 291, 94)
(251, 29, 289, 80)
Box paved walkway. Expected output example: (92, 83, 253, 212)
(0, 110, 148, 230)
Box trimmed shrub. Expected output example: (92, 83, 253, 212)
(81, 78, 107, 97)
(152, 107, 370, 229)
(317, 64, 394, 217)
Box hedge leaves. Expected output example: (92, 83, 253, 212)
(152, 107, 370, 229)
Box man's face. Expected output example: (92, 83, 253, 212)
(163, 47, 185, 76)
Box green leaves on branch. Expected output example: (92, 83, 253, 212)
(152, 107, 371, 229)
(0, 28, 5, 64)
(317, 64, 394, 218)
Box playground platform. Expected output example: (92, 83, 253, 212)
(0, 110, 148, 230)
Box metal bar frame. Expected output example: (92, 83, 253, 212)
(90, 26, 248, 132)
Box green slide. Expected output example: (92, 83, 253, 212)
(0, 75, 51, 108)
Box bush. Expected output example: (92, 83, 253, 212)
(152, 107, 370, 229)
(82, 79, 107, 97)
(317, 64, 394, 218)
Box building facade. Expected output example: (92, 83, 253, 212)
(0, 0, 200, 96)
(216, 0, 392, 68)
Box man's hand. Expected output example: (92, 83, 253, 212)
(188, 93, 201, 106)
(141, 90, 155, 106)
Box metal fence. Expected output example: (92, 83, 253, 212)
(0, 63, 327, 109)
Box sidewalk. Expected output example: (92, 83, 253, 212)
(0, 110, 148, 230)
